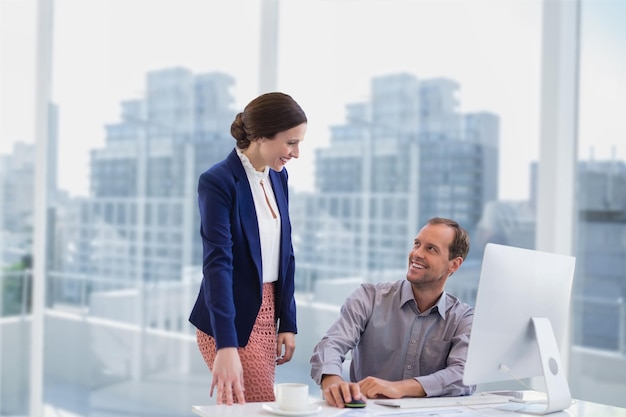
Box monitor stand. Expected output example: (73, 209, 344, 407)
(515, 317, 572, 415)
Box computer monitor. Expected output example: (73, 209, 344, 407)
(463, 243, 576, 415)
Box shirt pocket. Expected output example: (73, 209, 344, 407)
(419, 339, 451, 375)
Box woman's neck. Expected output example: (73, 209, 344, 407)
(242, 146, 265, 172)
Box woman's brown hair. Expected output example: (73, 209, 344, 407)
(231, 92, 307, 149)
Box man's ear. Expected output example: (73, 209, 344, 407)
(448, 257, 463, 276)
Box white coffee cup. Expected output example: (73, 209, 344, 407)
(275, 383, 309, 411)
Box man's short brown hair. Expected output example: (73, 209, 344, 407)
(426, 217, 470, 260)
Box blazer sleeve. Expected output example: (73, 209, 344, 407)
(197, 168, 239, 348)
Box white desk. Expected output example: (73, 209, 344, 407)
(192, 392, 626, 417)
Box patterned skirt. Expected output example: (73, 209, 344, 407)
(197, 282, 277, 402)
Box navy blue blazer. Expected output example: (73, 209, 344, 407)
(189, 149, 297, 349)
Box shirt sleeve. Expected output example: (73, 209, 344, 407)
(415, 307, 476, 396)
(309, 285, 373, 385)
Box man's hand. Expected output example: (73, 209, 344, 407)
(358, 376, 425, 399)
(320, 374, 364, 408)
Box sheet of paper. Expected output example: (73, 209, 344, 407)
(338, 407, 486, 417)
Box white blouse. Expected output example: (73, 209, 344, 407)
(236, 148, 281, 283)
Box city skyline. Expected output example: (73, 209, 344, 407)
(2, 0, 625, 199)
(2, 3, 626, 411)
(2, 58, 625, 416)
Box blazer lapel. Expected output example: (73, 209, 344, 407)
(227, 150, 262, 281)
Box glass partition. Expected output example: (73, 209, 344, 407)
(1, 0, 37, 414)
(569, 0, 626, 405)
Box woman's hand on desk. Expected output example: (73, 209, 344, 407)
(211, 348, 245, 405)
(321, 374, 364, 408)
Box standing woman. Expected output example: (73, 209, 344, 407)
(189, 92, 307, 405)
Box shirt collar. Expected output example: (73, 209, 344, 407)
(400, 281, 416, 307)
(236, 147, 269, 182)
(400, 280, 448, 318)
(432, 291, 448, 319)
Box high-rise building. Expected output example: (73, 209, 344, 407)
(0, 142, 35, 236)
(0, 103, 59, 267)
(550, 159, 626, 351)
(60, 68, 236, 292)
(291, 73, 500, 289)
(480, 158, 626, 352)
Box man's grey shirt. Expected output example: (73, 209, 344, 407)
(310, 280, 475, 397)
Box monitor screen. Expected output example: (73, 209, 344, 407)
(463, 243, 576, 414)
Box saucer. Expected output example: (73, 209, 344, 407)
(261, 402, 322, 416)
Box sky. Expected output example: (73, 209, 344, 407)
(1, 0, 625, 200)
(578, 0, 626, 162)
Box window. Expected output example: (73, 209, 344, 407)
(2, 0, 625, 415)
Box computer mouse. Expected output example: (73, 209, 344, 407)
(345, 398, 367, 408)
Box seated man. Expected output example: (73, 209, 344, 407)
(310, 217, 475, 408)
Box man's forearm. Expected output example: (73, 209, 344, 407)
(397, 378, 425, 397)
